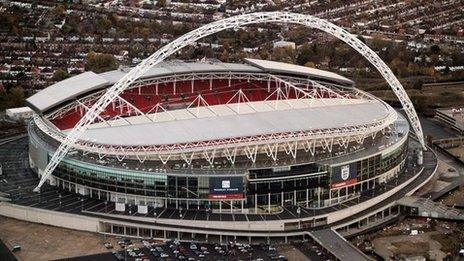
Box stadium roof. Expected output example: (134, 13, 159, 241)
(27, 71, 109, 112)
(26, 59, 354, 113)
(78, 100, 390, 146)
(244, 58, 354, 86)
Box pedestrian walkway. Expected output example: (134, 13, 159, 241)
(398, 196, 464, 221)
(309, 228, 372, 261)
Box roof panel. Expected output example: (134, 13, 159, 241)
(26, 71, 109, 112)
(244, 58, 354, 86)
(79, 101, 390, 146)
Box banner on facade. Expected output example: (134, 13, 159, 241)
(208, 177, 244, 199)
(330, 163, 357, 189)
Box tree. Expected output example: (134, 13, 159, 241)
(8, 86, 25, 108)
(430, 44, 440, 54)
(53, 4, 66, 16)
(272, 47, 295, 64)
(304, 61, 316, 68)
(413, 79, 423, 91)
(296, 44, 312, 65)
(52, 69, 69, 82)
(156, 0, 167, 7)
(85, 52, 118, 73)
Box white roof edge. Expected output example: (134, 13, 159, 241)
(27, 71, 109, 112)
(244, 58, 354, 86)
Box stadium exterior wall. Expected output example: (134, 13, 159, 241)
(0, 159, 433, 237)
(0, 202, 101, 233)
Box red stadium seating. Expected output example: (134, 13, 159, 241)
(50, 79, 353, 130)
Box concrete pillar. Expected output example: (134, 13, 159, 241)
(294, 190, 297, 205)
(268, 193, 271, 212)
(306, 189, 309, 208)
(254, 194, 258, 213)
(329, 189, 332, 204)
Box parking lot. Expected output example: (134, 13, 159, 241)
(64, 238, 292, 261)
(60, 236, 337, 261)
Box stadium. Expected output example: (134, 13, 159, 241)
(1, 13, 437, 244)
(28, 57, 407, 209)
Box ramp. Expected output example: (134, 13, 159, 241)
(309, 228, 372, 261)
(398, 196, 464, 221)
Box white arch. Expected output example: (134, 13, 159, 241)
(33, 12, 424, 192)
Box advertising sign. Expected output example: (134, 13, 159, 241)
(208, 177, 243, 199)
(115, 202, 126, 212)
(331, 163, 357, 189)
(137, 205, 148, 214)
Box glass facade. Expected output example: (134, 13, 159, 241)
(48, 136, 408, 210)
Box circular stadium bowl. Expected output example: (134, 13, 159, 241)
(26, 58, 415, 236)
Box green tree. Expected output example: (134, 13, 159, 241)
(430, 44, 440, 54)
(85, 52, 118, 73)
(52, 69, 69, 82)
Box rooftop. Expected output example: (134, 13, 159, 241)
(78, 98, 390, 146)
(26, 59, 354, 114)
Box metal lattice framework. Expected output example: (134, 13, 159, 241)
(33, 12, 424, 192)
(45, 72, 360, 122)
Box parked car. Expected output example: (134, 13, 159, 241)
(12, 245, 21, 252)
